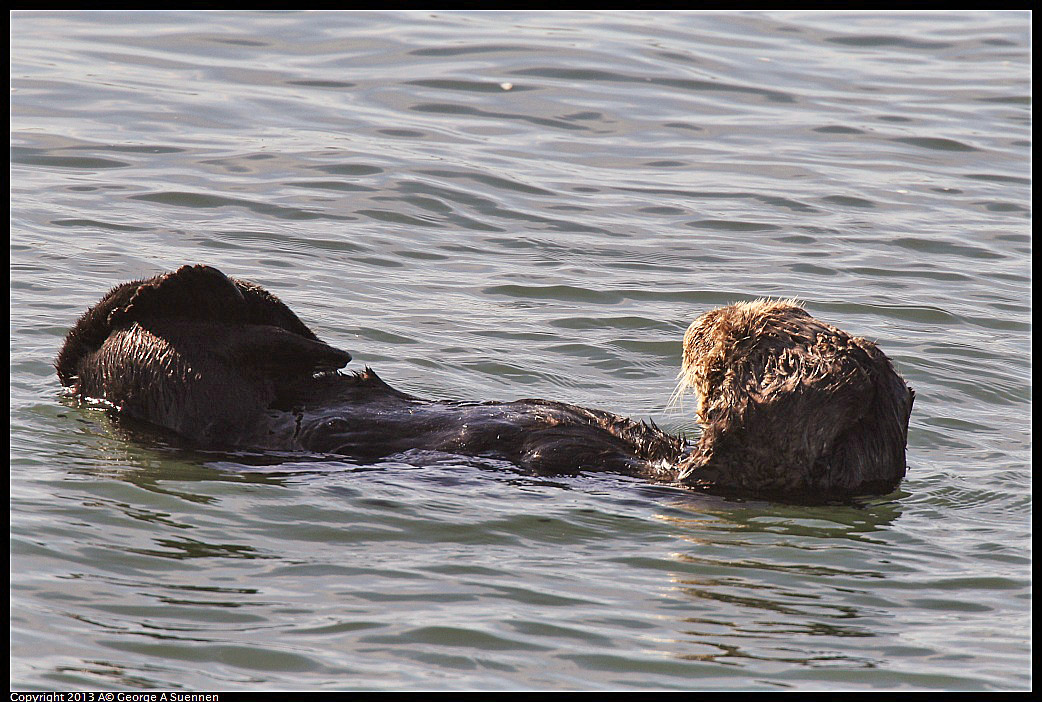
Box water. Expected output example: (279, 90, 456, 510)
(10, 10, 1030, 691)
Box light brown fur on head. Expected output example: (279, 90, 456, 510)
(674, 299, 914, 500)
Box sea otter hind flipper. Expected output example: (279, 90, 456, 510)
(219, 324, 352, 376)
(108, 264, 246, 328)
(55, 277, 146, 385)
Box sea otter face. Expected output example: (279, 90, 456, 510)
(677, 299, 811, 424)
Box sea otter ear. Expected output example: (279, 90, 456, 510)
(108, 264, 246, 327)
(219, 324, 352, 376)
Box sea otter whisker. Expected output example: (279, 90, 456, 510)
(666, 371, 690, 413)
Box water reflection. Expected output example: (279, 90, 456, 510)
(653, 496, 905, 669)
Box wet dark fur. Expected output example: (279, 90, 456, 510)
(56, 265, 683, 476)
(57, 266, 914, 501)
(56, 265, 351, 447)
(277, 369, 684, 474)
(673, 300, 915, 500)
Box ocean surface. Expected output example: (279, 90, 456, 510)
(10, 10, 1030, 692)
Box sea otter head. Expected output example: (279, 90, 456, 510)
(674, 300, 914, 501)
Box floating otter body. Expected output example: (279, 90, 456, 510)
(56, 265, 914, 501)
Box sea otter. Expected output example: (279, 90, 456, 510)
(56, 264, 914, 501)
